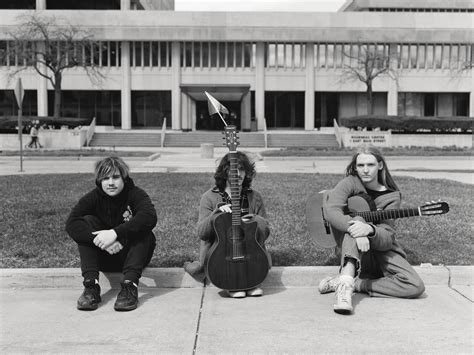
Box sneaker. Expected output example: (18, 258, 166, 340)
(227, 290, 246, 298)
(246, 287, 263, 297)
(333, 280, 354, 314)
(77, 279, 101, 311)
(318, 276, 340, 294)
(114, 281, 138, 311)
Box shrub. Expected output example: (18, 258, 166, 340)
(340, 115, 473, 133)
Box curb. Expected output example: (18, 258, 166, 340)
(1, 266, 471, 289)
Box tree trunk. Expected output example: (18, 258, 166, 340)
(366, 82, 374, 115)
(53, 73, 62, 119)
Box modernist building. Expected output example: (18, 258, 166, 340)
(0, 0, 472, 133)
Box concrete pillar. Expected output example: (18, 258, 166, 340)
(305, 42, 315, 130)
(387, 43, 398, 116)
(470, 73, 474, 117)
(121, 41, 131, 129)
(180, 93, 191, 131)
(171, 42, 181, 130)
(36, 42, 48, 116)
(191, 99, 196, 131)
(241, 91, 251, 131)
(120, 0, 130, 10)
(36, 0, 46, 9)
(255, 42, 265, 130)
(387, 77, 398, 116)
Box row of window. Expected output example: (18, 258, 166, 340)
(1, 41, 472, 71)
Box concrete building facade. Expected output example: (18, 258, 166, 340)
(0, 0, 472, 132)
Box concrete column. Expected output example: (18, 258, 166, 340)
(36, 0, 46, 9)
(180, 93, 191, 131)
(305, 42, 315, 130)
(121, 41, 131, 129)
(387, 43, 398, 116)
(36, 42, 48, 116)
(255, 42, 265, 130)
(191, 99, 196, 131)
(120, 0, 130, 10)
(470, 73, 474, 117)
(171, 42, 181, 130)
(387, 77, 398, 116)
(241, 91, 251, 131)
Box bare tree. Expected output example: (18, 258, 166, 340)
(7, 13, 105, 118)
(340, 43, 398, 115)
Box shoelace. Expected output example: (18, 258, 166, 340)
(337, 283, 351, 302)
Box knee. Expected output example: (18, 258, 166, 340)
(400, 274, 425, 298)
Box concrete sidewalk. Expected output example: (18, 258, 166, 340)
(0, 266, 472, 353)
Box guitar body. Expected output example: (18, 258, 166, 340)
(206, 212, 270, 291)
(305, 191, 337, 248)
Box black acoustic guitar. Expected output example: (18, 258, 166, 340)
(205, 125, 271, 291)
(306, 191, 449, 248)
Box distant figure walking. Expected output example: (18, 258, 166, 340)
(27, 125, 42, 149)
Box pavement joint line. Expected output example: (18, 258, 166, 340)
(192, 282, 207, 355)
(445, 265, 473, 303)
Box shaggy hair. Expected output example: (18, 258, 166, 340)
(214, 151, 256, 191)
(94, 156, 130, 186)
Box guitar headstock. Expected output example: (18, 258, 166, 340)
(223, 125, 239, 152)
(420, 201, 450, 216)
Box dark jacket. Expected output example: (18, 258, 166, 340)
(65, 177, 157, 245)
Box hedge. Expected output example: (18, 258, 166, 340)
(340, 115, 473, 133)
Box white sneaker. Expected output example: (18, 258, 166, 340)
(333, 280, 354, 314)
(227, 290, 246, 298)
(246, 287, 263, 297)
(318, 276, 340, 294)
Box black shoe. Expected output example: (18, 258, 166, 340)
(77, 279, 101, 311)
(114, 281, 138, 311)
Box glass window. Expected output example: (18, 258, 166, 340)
(227, 42, 234, 68)
(194, 42, 201, 67)
(210, 42, 217, 67)
(142, 42, 150, 67)
(318, 44, 326, 68)
(277, 43, 284, 68)
(424, 93, 436, 116)
(132, 91, 171, 128)
(235, 42, 242, 67)
(202, 42, 209, 67)
(159, 42, 168, 67)
(326, 44, 334, 68)
(409, 44, 417, 69)
(267, 43, 276, 67)
(218, 42, 226, 68)
(434, 45, 442, 69)
(151, 42, 159, 67)
(417, 45, 426, 69)
(334, 44, 343, 68)
(244, 43, 252, 67)
(426, 45, 434, 69)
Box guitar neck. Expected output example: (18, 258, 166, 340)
(351, 207, 421, 222)
(228, 152, 241, 225)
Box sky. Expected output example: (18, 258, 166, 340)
(175, 0, 348, 12)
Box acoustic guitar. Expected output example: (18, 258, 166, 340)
(306, 191, 449, 248)
(205, 125, 271, 291)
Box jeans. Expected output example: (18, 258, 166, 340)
(73, 215, 156, 284)
(341, 233, 425, 298)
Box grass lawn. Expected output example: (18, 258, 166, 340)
(0, 173, 472, 268)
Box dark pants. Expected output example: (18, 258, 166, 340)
(341, 233, 425, 298)
(74, 215, 156, 285)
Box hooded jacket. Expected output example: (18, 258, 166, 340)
(65, 177, 157, 245)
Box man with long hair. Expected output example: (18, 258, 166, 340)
(319, 146, 425, 314)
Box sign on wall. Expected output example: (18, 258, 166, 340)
(342, 131, 392, 147)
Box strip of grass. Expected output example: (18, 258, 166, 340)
(0, 173, 472, 268)
(0, 149, 152, 157)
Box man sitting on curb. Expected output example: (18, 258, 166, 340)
(65, 156, 157, 311)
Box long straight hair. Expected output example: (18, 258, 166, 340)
(345, 145, 399, 191)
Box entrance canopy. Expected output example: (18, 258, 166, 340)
(180, 84, 250, 101)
